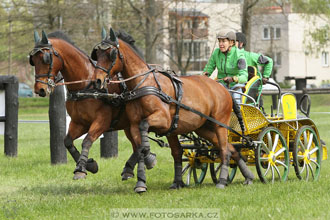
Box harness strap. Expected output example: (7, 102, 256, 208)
(121, 86, 248, 142)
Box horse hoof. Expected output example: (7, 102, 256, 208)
(86, 158, 98, 174)
(121, 172, 134, 181)
(134, 181, 147, 193)
(73, 172, 87, 180)
(145, 153, 157, 170)
(243, 178, 253, 185)
(216, 183, 226, 189)
(134, 187, 147, 193)
(169, 181, 185, 189)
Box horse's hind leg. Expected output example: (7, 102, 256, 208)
(215, 127, 232, 189)
(228, 143, 254, 185)
(65, 122, 98, 174)
(167, 136, 184, 189)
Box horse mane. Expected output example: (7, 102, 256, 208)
(47, 31, 89, 58)
(116, 30, 144, 60)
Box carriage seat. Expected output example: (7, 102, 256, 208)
(241, 66, 262, 106)
(281, 93, 297, 120)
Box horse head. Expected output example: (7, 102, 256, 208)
(92, 27, 123, 89)
(29, 30, 63, 97)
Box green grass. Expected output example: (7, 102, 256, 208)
(1, 96, 330, 219)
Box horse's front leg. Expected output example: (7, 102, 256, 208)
(64, 122, 98, 174)
(132, 119, 151, 193)
(73, 119, 110, 180)
(167, 136, 185, 189)
(121, 128, 157, 181)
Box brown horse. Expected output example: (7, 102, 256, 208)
(30, 30, 156, 180)
(93, 28, 255, 192)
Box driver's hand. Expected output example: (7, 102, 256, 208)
(262, 77, 269, 85)
(223, 77, 233, 83)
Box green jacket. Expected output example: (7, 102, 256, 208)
(203, 46, 248, 87)
(242, 49, 273, 78)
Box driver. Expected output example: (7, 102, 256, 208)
(203, 29, 248, 103)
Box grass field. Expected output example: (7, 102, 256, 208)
(1, 95, 330, 219)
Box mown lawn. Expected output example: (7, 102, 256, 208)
(0, 95, 330, 219)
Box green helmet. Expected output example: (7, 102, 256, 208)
(216, 30, 236, 41)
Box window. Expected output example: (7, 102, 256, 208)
(273, 52, 282, 66)
(322, 52, 329, 67)
(263, 26, 281, 40)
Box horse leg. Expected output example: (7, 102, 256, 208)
(133, 119, 150, 193)
(215, 127, 231, 189)
(228, 143, 254, 185)
(65, 122, 98, 174)
(73, 118, 111, 180)
(121, 128, 157, 181)
(167, 136, 185, 189)
(121, 128, 138, 180)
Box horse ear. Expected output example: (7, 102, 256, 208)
(109, 28, 118, 45)
(34, 30, 40, 43)
(41, 30, 49, 45)
(101, 27, 107, 40)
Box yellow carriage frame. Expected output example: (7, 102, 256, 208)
(181, 67, 327, 185)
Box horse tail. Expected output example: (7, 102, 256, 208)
(232, 95, 245, 135)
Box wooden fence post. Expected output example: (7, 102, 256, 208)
(0, 76, 18, 157)
(49, 84, 67, 164)
(100, 131, 118, 158)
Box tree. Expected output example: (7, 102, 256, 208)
(291, 0, 330, 54)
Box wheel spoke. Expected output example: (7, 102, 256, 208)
(182, 164, 190, 175)
(299, 139, 306, 151)
(275, 160, 288, 170)
(307, 163, 315, 179)
(309, 147, 318, 155)
(310, 159, 320, 168)
(306, 163, 310, 180)
(261, 142, 270, 153)
(307, 133, 314, 150)
(297, 155, 305, 159)
(260, 157, 268, 161)
(264, 163, 271, 176)
(271, 166, 275, 183)
(274, 147, 286, 157)
(186, 167, 192, 185)
(303, 131, 308, 147)
(267, 132, 273, 149)
(299, 163, 306, 174)
(274, 165, 281, 179)
(272, 134, 279, 152)
(193, 167, 197, 182)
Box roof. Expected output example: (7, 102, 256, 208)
(169, 10, 209, 18)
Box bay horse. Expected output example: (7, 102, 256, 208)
(30, 30, 156, 180)
(93, 28, 255, 192)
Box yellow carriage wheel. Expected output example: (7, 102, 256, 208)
(255, 127, 289, 183)
(293, 125, 322, 181)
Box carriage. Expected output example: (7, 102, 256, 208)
(180, 67, 328, 185)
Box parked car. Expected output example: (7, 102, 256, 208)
(262, 78, 278, 90)
(19, 83, 33, 97)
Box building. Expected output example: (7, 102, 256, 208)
(250, 5, 329, 86)
(161, 0, 242, 75)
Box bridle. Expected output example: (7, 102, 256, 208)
(29, 43, 64, 91)
(91, 39, 123, 83)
